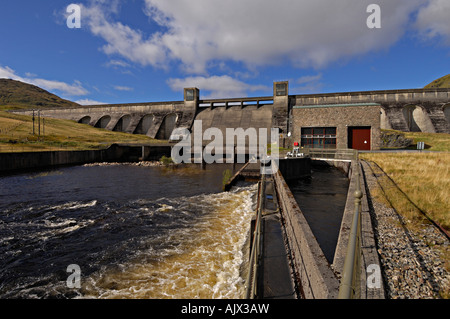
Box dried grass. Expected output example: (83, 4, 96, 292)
(361, 152, 450, 231)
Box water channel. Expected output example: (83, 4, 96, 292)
(288, 162, 349, 264)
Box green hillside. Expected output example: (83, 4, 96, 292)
(0, 79, 80, 110)
(424, 74, 450, 88)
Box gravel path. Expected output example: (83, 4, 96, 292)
(361, 160, 449, 299)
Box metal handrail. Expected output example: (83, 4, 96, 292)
(304, 148, 357, 160)
(245, 173, 265, 299)
(338, 151, 363, 299)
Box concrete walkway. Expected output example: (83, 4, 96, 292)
(258, 177, 297, 299)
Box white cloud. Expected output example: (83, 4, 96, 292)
(167, 75, 270, 99)
(78, 0, 428, 75)
(0, 66, 89, 96)
(75, 99, 107, 105)
(415, 0, 450, 44)
(80, 2, 167, 69)
(146, 0, 426, 73)
(104, 59, 131, 68)
(69, 0, 450, 77)
(292, 74, 324, 93)
(59, 0, 450, 99)
(113, 85, 134, 91)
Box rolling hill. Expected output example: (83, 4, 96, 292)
(0, 79, 80, 110)
(424, 74, 450, 89)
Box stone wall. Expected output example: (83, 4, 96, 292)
(293, 88, 450, 133)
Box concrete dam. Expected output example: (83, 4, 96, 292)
(13, 82, 450, 152)
(4, 81, 449, 300)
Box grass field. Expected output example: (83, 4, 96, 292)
(402, 131, 450, 152)
(361, 152, 449, 231)
(361, 130, 449, 231)
(0, 110, 162, 152)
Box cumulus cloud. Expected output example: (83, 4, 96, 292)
(147, 0, 427, 72)
(79, 2, 167, 69)
(167, 75, 270, 99)
(113, 85, 133, 91)
(67, 0, 450, 97)
(292, 74, 324, 94)
(79, 0, 429, 74)
(0, 66, 89, 96)
(416, 0, 450, 44)
(75, 99, 107, 105)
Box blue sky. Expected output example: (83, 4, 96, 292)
(0, 0, 449, 105)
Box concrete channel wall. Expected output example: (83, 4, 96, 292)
(273, 157, 384, 299)
(273, 162, 340, 299)
(332, 160, 385, 299)
(0, 145, 172, 174)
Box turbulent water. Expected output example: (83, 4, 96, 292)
(0, 163, 256, 299)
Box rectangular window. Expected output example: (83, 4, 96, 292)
(185, 89, 195, 101)
(301, 127, 336, 149)
(275, 83, 287, 96)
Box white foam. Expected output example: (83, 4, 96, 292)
(76, 185, 257, 299)
(48, 200, 97, 211)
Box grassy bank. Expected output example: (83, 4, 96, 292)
(402, 131, 450, 152)
(0, 111, 163, 152)
(360, 152, 449, 232)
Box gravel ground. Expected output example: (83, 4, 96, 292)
(361, 161, 449, 299)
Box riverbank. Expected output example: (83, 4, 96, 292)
(0, 110, 161, 153)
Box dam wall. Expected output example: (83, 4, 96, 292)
(10, 83, 450, 153)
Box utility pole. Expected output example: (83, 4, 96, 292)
(32, 110, 35, 135)
(38, 110, 41, 137)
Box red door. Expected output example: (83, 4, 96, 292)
(350, 127, 371, 150)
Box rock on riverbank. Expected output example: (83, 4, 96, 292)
(83, 161, 169, 167)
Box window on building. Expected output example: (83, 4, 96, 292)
(301, 127, 337, 149)
(185, 89, 195, 101)
(275, 83, 287, 96)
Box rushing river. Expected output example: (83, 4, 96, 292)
(0, 163, 256, 299)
